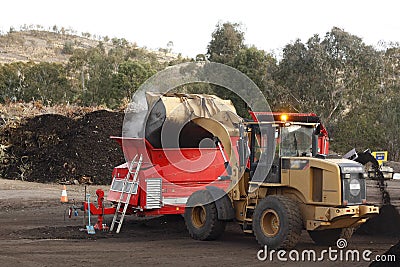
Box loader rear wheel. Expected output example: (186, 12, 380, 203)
(191, 205, 207, 228)
(184, 190, 226, 241)
(253, 195, 302, 250)
(308, 227, 354, 246)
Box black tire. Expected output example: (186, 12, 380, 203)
(184, 190, 226, 241)
(308, 227, 354, 246)
(341, 227, 354, 240)
(253, 195, 303, 250)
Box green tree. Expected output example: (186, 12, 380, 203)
(205, 22, 278, 117)
(67, 46, 114, 106)
(111, 60, 157, 100)
(377, 46, 400, 160)
(275, 27, 384, 154)
(0, 62, 26, 101)
(23, 62, 72, 104)
(67, 42, 164, 108)
(62, 41, 74, 55)
(233, 46, 278, 105)
(84, 46, 114, 106)
(207, 22, 245, 64)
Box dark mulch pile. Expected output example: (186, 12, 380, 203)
(0, 110, 125, 184)
(357, 204, 400, 236)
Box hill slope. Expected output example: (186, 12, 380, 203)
(0, 30, 178, 64)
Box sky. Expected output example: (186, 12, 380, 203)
(1, 0, 399, 58)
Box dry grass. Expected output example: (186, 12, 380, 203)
(0, 101, 107, 119)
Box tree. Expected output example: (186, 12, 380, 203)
(276, 28, 381, 121)
(111, 60, 157, 101)
(275, 27, 384, 154)
(66, 41, 164, 108)
(62, 41, 74, 55)
(167, 41, 174, 53)
(225, 46, 277, 116)
(207, 22, 245, 64)
(377, 46, 400, 160)
(67, 46, 113, 106)
(0, 62, 26, 101)
(23, 62, 71, 104)
(205, 22, 279, 117)
(0, 62, 72, 104)
(233, 46, 277, 99)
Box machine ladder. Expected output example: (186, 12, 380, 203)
(242, 198, 259, 233)
(110, 154, 143, 233)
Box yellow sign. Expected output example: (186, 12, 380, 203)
(372, 151, 388, 165)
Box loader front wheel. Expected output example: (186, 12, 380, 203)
(184, 190, 226, 241)
(253, 195, 302, 250)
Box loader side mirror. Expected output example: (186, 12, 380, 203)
(237, 124, 250, 167)
(238, 137, 249, 167)
(238, 124, 249, 167)
(313, 124, 321, 136)
(312, 134, 319, 157)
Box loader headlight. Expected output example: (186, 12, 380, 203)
(342, 166, 364, 173)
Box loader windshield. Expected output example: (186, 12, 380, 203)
(280, 125, 313, 157)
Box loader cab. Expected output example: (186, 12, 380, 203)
(246, 112, 326, 183)
(280, 124, 314, 157)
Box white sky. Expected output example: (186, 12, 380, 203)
(1, 0, 399, 58)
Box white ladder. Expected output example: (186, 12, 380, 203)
(110, 154, 143, 233)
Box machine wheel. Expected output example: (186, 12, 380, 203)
(184, 190, 226, 241)
(308, 227, 354, 246)
(253, 195, 302, 250)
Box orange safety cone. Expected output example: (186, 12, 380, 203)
(60, 185, 69, 203)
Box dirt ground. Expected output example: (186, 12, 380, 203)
(0, 178, 399, 267)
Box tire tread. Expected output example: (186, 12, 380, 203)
(253, 195, 303, 249)
(184, 190, 226, 241)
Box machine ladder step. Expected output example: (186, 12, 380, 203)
(241, 198, 258, 233)
(110, 154, 143, 233)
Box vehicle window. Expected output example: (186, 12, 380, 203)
(280, 125, 313, 157)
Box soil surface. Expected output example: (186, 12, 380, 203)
(0, 178, 399, 267)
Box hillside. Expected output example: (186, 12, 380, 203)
(0, 30, 178, 64)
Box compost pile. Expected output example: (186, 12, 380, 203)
(0, 110, 125, 185)
(357, 204, 400, 236)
